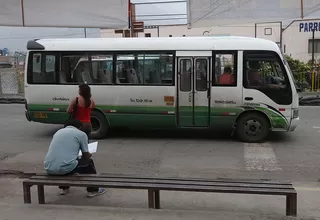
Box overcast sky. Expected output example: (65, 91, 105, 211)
(0, 0, 186, 53)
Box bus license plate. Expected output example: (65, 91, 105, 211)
(34, 112, 48, 119)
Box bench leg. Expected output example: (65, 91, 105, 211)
(154, 190, 160, 209)
(37, 185, 45, 204)
(148, 189, 155, 208)
(23, 183, 31, 204)
(286, 194, 297, 217)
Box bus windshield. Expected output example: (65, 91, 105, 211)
(282, 56, 298, 91)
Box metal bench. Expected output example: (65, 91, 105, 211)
(23, 174, 297, 216)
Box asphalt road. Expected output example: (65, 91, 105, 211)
(0, 104, 319, 183)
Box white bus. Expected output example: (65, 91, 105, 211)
(24, 36, 299, 142)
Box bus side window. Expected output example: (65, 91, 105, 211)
(45, 55, 56, 83)
(91, 58, 113, 84)
(116, 53, 173, 86)
(31, 53, 42, 83)
(213, 52, 237, 87)
(60, 56, 71, 83)
(29, 53, 57, 84)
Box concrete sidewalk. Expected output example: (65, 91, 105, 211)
(0, 202, 315, 220)
(0, 177, 320, 220)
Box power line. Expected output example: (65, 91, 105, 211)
(136, 13, 187, 17)
(303, 4, 320, 17)
(140, 17, 187, 21)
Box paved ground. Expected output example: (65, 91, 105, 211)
(1, 104, 320, 219)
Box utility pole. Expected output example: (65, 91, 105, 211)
(128, 0, 132, 37)
(301, 0, 304, 19)
(312, 29, 315, 91)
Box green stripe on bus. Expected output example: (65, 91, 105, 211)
(27, 104, 243, 113)
(27, 104, 175, 112)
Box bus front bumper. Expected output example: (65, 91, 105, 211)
(288, 117, 299, 131)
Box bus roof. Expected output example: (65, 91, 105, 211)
(27, 36, 280, 52)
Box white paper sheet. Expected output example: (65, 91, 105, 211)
(78, 141, 98, 156)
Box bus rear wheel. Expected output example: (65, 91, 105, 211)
(236, 112, 270, 143)
(90, 111, 109, 139)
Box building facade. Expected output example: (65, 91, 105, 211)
(283, 20, 320, 62)
(100, 19, 320, 62)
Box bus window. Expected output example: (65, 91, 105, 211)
(195, 59, 208, 91)
(30, 53, 57, 84)
(180, 59, 192, 92)
(243, 51, 292, 105)
(33, 54, 41, 73)
(89, 55, 113, 84)
(116, 54, 139, 84)
(60, 54, 113, 84)
(46, 55, 55, 72)
(213, 52, 237, 87)
(115, 52, 174, 85)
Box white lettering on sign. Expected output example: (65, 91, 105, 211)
(299, 22, 320, 32)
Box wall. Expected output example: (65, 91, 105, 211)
(101, 22, 282, 40)
(100, 20, 320, 62)
(140, 24, 255, 38)
(282, 19, 320, 62)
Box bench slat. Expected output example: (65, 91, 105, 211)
(23, 179, 296, 195)
(34, 173, 291, 185)
(29, 175, 294, 190)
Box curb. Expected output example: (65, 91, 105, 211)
(300, 104, 320, 106)
(0, 98, 25, 104)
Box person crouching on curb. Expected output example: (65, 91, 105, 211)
(44, 119, 105, 197)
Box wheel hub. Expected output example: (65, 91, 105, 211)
(244, 119, 262, 136)
(90, 117, 100, 132)
(249, 125, 256, 131)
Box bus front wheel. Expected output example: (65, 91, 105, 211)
(236, 112, 270, 143)
(90, 110, 109, 139)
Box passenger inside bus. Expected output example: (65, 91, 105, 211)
(247, 61, 262, 87)
(246, 60, 283, 89)
(218, 66, 236, 85)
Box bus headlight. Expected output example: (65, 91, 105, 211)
(292, 108, 299, 119)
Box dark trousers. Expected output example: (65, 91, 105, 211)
(59, 158, 98, 192)
(81, 122, 92, 141)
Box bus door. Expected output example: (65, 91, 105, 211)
(177, 53, 211, 127)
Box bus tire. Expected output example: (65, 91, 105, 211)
(236, 112, 270, 143)
(90, 110, 109, 139)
